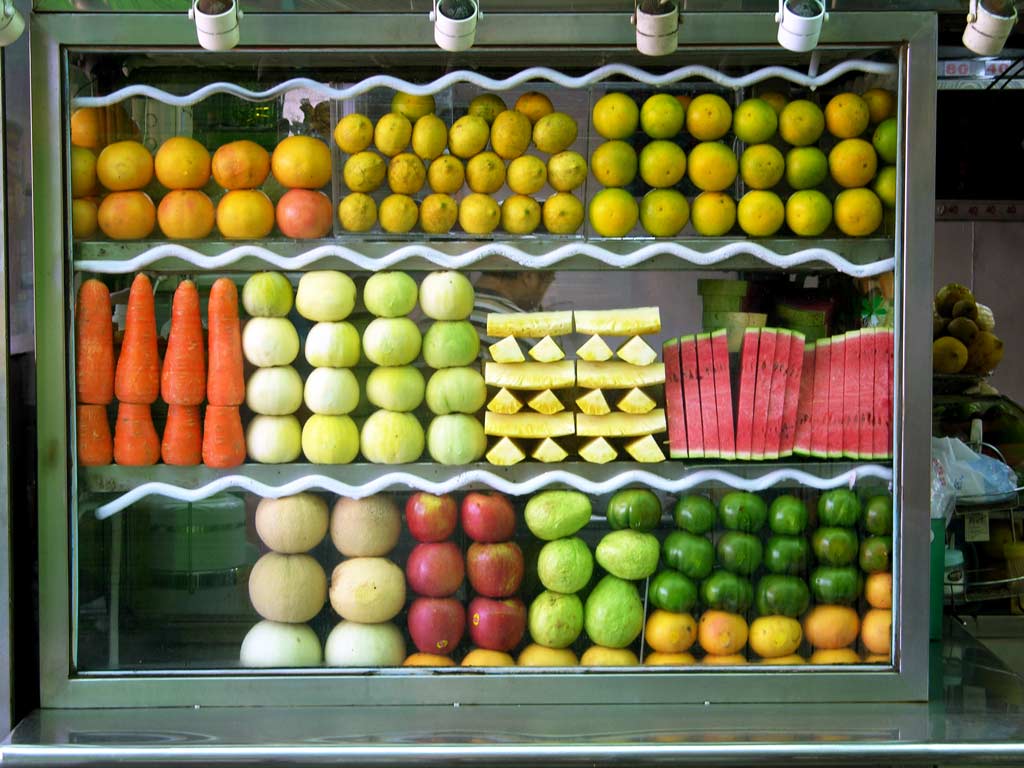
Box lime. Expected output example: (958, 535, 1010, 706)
(859, 536, 892, 573)
(639, 189, 689, 237)
(818, 488, 862, 527)
(755, 575, 810, 618)
(716, 531, 763, 577)
(768, 495, 808, 535)
(764, 535, 810, 575)
(862, 495, 893, 535)
(872, 117, 898, 164)
(606, 488, 663, 532)
(650, 569, 698, 614)
(640, 93, 685, 139)
(810, 566, 862, 605)
(811, 527, 860, 567)
(733, 97, 779, 144)
(700, 570, 753, 613)
(673, 495, 717, 534)
(661, 530, 714, 580)
(785, 146, 828, 190)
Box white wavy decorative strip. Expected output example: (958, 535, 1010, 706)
(93, 465, 893, 520)
(77, 241, 895, 278)
(72, 61, 897, 109)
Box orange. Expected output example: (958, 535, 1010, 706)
(211, 140, 271, 190)
(785, 189, 833, 237)
(733, 98, 779, 144)
(517, 644, 578, 667)
(802, 604, 859, 650)
(70, 146, 98, 198)
(591, 92, 640, 140)
(404, 652, 456, 667)
(702, 653, 748, 666)
(646, 609, 697, 653)
(157, 189, 215, 240)
(759, 91, 788, 115)
(579, 646, 639, 666)
(737, 190, 785, 237)
(215, 189, 275, 239)
(739, 143, 785, 190)
(71, 107, 106, 151)
(862, 88, 897, 124)
(759, 653, 805, 665)
(588, 188, 639, 237)
(685, 93, 733, 141)
(590, 140, 637, 188)
(864, 653, 891, 664)
(778, 99, 825, 147)
(824, 92, 870, 139)
(644, 651, 696, 666)
(860, 608, 892, 655)
(154, 136, 211, 190)
(96, 140, 153, 192)
(461, 648, 515, 667)
(690, 191, 736, 236)
(698, 610, 748, 656)
(748, 616, 802, 659)
(639, 140, 686, 188)
(271, 135, 332, 189)
(71, 198, 99, 239)
(810, 648, 861, 665)
(834, 188, 883, 237)
(97, 191, 156, 240)
(515, 91, 555, 124)
(687, 141, 738, 192)
(865, 571, 893, 609)
(275, 188, 333, 239)
(674, 94, 693, 113)
(828, 138, 878, 188)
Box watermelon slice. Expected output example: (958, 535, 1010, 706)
(792, 341, 815, 456)
(842, 330, 861, 459)
(711, 329, 736, 460)
(735, 329, 760, 461)
(764, 329, 792, 460)
(874, 329, 894, 459)
(750, 328, 777, 461)
(680, 335, 704, 459)
(696, 332, 720, 459)
(663, 338, 687, 459)
(779, 331, 806, 457)
(827, 332, 845, 459)
(810, 338, 831, 458)
(859, 328, 876, 460)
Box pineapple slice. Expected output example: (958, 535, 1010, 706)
(486, 437, 526, 466)
(574, 307, 661, 336)
(489, 336, 525, 363)
(616, 387, 657, 415)
(532, 437, 569, 463)
(485, 361, 575, 390)
(576, 388, 611, 416)
(527, 389, 565, 415)
(576, 334, 614, 362)
(624, 434, 666, 463)
(528, 335, 565, 363)
(484, 411, 575, 438)
(616, 335, 657, 366)
(576, 409, 667, 437)
(579, 437, 618, 464)
(576, 361, 665, 389)
(487, 311, 573, 338)
(488, 387, 524, 415)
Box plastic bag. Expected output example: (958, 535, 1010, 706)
(931, 436, 1018, 502)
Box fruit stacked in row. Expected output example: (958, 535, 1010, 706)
(69, 105, 140, 238)
(858, 495, 894, 662)
(271, 135, 334, 239)
(931, 282, 1004, 376)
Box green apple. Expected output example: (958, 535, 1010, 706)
(242, 317, 300, 367)
(363, 271, 418, 318)
(419, 271, 475, 320)
(362, 317, 422, 367)
(246, 365, 304, 415)
(304, 367, 360, 415)
(360, 410, 424, 464)
(422, 320, 480, 368)
(425, 367, 486, 414)
(246, 414, 302, 464)
(301, 414, 359, 464)
(296, 270, 356, 322)
(242, 272, 294, 318)
(427, 414, 486, 465)
(365, 365, 425, 412)
(305, 322, 361, 368)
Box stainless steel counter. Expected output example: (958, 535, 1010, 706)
(3, 625, 1022, 766)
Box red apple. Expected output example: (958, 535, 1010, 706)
(406, 492, 458, 543)
(406, 541, 464, 597)
(466, 541, 524, 598)
(408, 597, 465, 656)
(467, 596, 526, 652)
(460, 492, 516, 543)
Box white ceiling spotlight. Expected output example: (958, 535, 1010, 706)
(188, 0, 243, 52)
(431, 0, 481, 53)
(963, 0, 1018, 56)
(0, 0, 25, 47)
(776, 0, 828, 53)
(632, 0, 680, 57)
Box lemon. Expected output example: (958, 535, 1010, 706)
(828, 138, 878, 188)
(468, 93, 507, 125)
(690, 191, 736, 236)
(334, 113, 373, 154)
(427, 155, 465, 194)
(508, 155, 548, 195)
(547, 151, 587, 192)
(411, 114, 448, 160)
(733, 98, 778, 144)
(825, 92, 870, 139)
(686, 141, 738, 192)
(785, 189, 832, 237)
(872, 117, 898, 164)
(459, 192, 500, 235)
(862, 88, 897, 124)
(491, 109, 533, 159)
(640, 93, 685, 139)
(533, 112, 578, 154)
(501, 194, 542, 234)
(784, 146, 828, 190)
(387, 153, 426, 195)
(515, 91, 555, 124)
(379, 194, 419, 233)
(343, 151, 386, 192)
(374, 113, 413, 157)
(589, 188, 639, 237)
(933, 337, 969, 374)
(338, 192, 377, 232)
(873, 165, 897, 208)
(448, 115, 490, 159)
(639, 189, 689, 237)
(739, 143, 785, 190)
(466, 151, 507, 194)
(778, 99, 825, 146)
(685, 93, 733, 141)
(834, 187, 883, 237)
(419, 193, 459, 234)
(391, 92, 435, 122)
(592, 92, 640, 140)
(591, 140, 638, 188)
(638, 140, 686, 189)
(737, 190, 785, 237)
(759, 91, 788, 115)
(542, 192, 584, 234)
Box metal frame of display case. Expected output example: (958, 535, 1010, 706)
(31, 9, 935, 707)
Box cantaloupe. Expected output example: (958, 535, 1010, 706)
(329, 557, 406, 623)
(248, 552, 326, 623)
(330, 495, 401, 557)
(255, 493, 329, 553)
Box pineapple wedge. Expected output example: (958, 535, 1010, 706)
(624, 434, 666, 463)
(532, 437, 569, 463)
(488, 387, 524, 415)
(527, 389, 564, 415)
(576, 361, 665, 389)
(485, 361, 575, 390)
(489, 336, 525, 363)
(574, 307, 661, 336)
(576, 409, 667, 437)
(487, 311, 573, 338)
(616, 335, 657, 366)
(576, 334, 614, 362)
(576, 388, 611, 416)
(528, 335, 565, 363)
(486, 437, 526, 466)
(484, 411, 575, 438)
(579, 437, 618, 464)
(616, 387, 657, 415)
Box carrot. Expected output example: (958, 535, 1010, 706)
(161, 279, 206, 405)
(206, 278, 244, 406)
(77, 404, 112, 466)
(202, 405, 245, 468)
(114, 273, 160, 404)
(113, 402, 160, 466)
(161, 404, 202, 466)
(75, 279, 115, 405)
